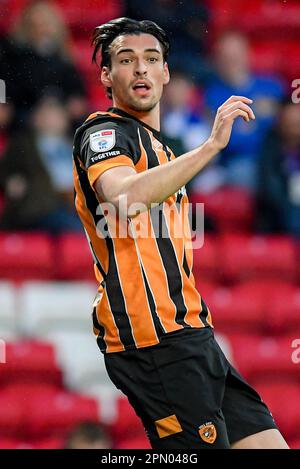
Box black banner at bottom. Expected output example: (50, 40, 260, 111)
(0, 449, 299, 466)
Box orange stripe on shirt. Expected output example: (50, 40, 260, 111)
(112, 233, 160, 346)
(132, 211, 182, 334)
(87, 155, 135, 188)
(163, 200, 204, 328)
(135, 128, 148, 172)
(96, 291, 125, 353)
(73, 163, 109, 275)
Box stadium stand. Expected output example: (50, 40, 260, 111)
(44, 330, 112, 393)
(18, 281, 96, 336)
(253, 382, 300, 440)
(227, 333, 300, 383)
(218, 234, 297, 283)
(56, 234, 96, 281)
(190, 187, 255, 233)
(0, 339, 62, 387)
(0, 281, 16, 340)
(110, 396, 149, 448)
(0, 233, 55, 280)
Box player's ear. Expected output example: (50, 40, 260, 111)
(163, 62, 170, 85)
(101, 66, 113, 88)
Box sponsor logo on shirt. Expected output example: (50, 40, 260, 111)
(90, 150, 121, 163)
(90, 129, 116, 152)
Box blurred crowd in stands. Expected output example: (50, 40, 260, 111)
(0, 0, 299, 236)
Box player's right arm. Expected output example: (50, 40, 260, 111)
(94, 96, 255, 218)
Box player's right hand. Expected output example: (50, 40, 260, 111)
(208, 95, 255, 152)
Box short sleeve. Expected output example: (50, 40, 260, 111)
(79, 120, 136, 187)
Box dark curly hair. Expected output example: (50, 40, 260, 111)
(92, 17, 170, 99)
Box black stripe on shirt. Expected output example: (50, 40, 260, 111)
(199, 297, 210, 327)
(73, 154, 136, 350)
(141, 264, 165, 338)
(92, 306, 107, 353)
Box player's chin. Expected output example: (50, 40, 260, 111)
(130, 98, 157, 112)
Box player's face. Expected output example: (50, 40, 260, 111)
(101, 33, 170, 112)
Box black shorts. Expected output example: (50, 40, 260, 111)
(104, 327, 278, 449)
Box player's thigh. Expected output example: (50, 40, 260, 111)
(220, 361, 279, 447)
(231, 428, 289, 449)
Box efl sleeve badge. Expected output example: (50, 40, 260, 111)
(89, 129, 116, 153)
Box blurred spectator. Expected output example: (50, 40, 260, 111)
(257, 100, 300, 237)
(65, 421, 112, 449)
(0, 102, 14, 158)
(161, 71, 210, 153)
(0, 0, 87, 131)
(0, 102, 14, 218)
(125, 0, 212, 83)
(205, 31, 285, 191)
(0, 95, 81, 234)
(160, 72, 225, 196)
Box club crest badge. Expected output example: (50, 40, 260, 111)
(198, 422, 217, 444)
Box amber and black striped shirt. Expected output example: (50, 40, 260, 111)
(73, 107, 213, 353)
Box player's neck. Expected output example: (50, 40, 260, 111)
(112, 101, 161, 132)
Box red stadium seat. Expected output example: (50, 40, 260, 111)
(208, 283, 264, 334)
(0, 233, 54, 280)
(0, 383, 100, 439)
(0, 388, 24, 437)
(0, 0, 123, 35)
(236, 1, 300, 36)
(281, 41, 300, 82)
(87, 82, 112, 112)
(227, 333, 300, 382)
(194, 280, 218, 307)
(54, 0, 123, 34)
(0, 340, 62, 387)
(209, 0, 300, 37)
(250, 41, 283, 76)
(204, 279, 300, 335)
(0, 0, 28, 34)
(116, 435, 151, 449)
(191, 187, 255, 245)
(71, 38, 95, 79)
(253, 381, 300, 439)
(251, 40, 300, 80)
(264, 283, 300, 334)
(0, 383, 60, 438)
(27, 387, 100, 438)
(0, 438, 33, 449)
(0, 436, 64, 449)
(193, 234, 219, 283)
(190, 187, 254, 233)
(0, 438, 19, 449)
(219, 234, 297, 283)
(289, 438, 300, 449)
(70, 38, 111, 110)
(208, 0, 238, 32)
(57, 233, 94, 280)
(31, 437, 65, 449)
(110, 397, 146, 445)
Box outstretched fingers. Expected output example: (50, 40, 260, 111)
(218, 98, 256, 123)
